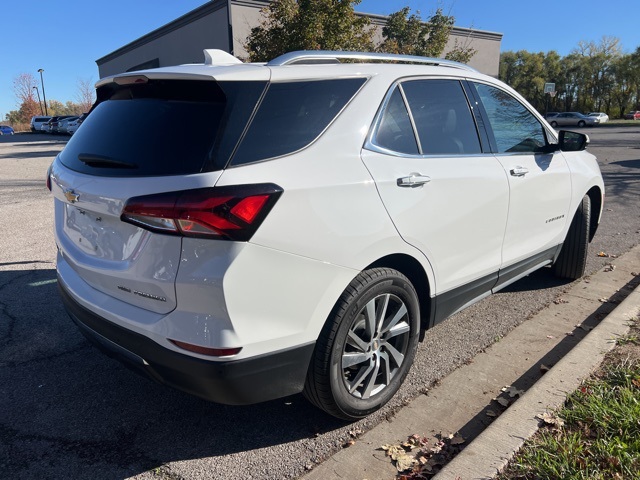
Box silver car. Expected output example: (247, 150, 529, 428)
(548, 112, 599, 128)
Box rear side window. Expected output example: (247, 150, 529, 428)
(59, 79, 265, 177)
(401, 79, 481, 155)
(231, 78, 366, 166)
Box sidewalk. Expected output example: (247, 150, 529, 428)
(303, 244, 640, 480)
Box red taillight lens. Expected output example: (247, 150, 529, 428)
(121, 183, 282, 241)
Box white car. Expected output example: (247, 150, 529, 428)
(30, 115, 52, 133)
(48, 50, 604, 420)
(588, 112, 609, 123)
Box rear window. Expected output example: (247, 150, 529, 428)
(230, 78, 366, 166)
(59, 79, 266, 177)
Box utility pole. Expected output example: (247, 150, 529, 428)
(38, 69, 48, 116)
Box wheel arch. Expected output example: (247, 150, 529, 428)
(365, 253, 432, 339)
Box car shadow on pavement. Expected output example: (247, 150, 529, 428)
(0, 268, 344, 479)
(0, 149, 65, 160)
(451, 273, 640, 455)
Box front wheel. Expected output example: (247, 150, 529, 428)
(304, 268, 420, 420)
(553, 195, 591, 280)
(550, 121, 558, 128)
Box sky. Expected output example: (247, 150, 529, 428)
(2, 0, 639, 121)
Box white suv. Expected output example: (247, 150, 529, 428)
(49, 50, 604, 420)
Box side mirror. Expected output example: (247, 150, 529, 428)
(558, 130, 589, 152)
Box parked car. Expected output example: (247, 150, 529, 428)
(30, 116, 52, 132)
(58, 116, 79, 135)
(0, 125, 15, 135)
(544, 112, 559, 119)
(41, 116, 59, 133)
(547, 112, 599, 128)
(623, 110, 640, 120)
(50, 115, 76, 134)
(588, 112, 609, 123)
(66, 113, 89, 135)
(49, 49, 604, 420)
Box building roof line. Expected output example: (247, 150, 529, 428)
(96, 0, 502, 66)
(96, 0, 229, 65)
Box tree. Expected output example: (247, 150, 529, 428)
(245, 0, 374, 62)
(75, 78, 96, 113)
(378, 7, 475, 62)
(12, 73, 40, 124)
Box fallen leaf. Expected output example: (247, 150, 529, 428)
(565, 331, 575, 336)
(597, 251, 609, 257)
(598, 297, 609, 303)
(554, 298, 569, 304)
(486, 410, 498, 417)
(577, 324, 594, 332)
(632, 378, 640, 388)
(546, 335, 555, 339)
(536, 412, 565, 428)
(503, 385, 525, 398)
(604, 264, 616, 272)
(395, 453, 417, 472)
(540, 364, 550, 373)
(496, 397, 510, 407)
(450, 434, 465, 445)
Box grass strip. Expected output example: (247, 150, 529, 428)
(500, 359, 640, 479)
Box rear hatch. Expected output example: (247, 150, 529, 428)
(52, 75, 267, 313)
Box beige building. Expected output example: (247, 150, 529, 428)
(96, 0, 502, 78)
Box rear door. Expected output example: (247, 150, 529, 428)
(361, 78, 509, 313)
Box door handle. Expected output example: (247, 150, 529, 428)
(397, 173, 431, 187)
(510, 166, 529, 177)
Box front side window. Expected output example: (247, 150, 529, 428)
(473, 83, 547, 153)
(402, 79, 482, 155)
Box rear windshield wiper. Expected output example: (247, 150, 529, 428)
(78, 153, 138, 169)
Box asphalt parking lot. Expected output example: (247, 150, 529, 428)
(1, 128, 639, 479)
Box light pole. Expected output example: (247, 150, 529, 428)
(33, 86, 44, 115)
(38, 68, 48, 116)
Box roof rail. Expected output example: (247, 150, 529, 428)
(266, 50, 477, 72)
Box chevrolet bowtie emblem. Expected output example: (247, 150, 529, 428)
(64, 189, 80, 203)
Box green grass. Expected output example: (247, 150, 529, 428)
(500, 360, 640, 479)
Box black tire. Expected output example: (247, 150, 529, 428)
(303, 268, 420, 420)
(553, 195, 591, 280)
(578, 120, 586, 127)
(550, 121, 558, 128)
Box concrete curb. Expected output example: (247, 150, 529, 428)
(433, 282, 640, 479)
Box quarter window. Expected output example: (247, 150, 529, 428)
(402, 79, 482, 155)
(372, 87, 419, 155)
(473, 83, 546, 153)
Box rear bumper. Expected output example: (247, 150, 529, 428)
(59, 280, 315, 405)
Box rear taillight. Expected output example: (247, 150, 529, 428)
(121, 183, 282, 241)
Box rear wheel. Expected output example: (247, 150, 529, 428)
(304, 268, 420, 420)
(578, 120, 586, 127)
(550, 121, 558, 128)
(553, 195, 591, 280)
